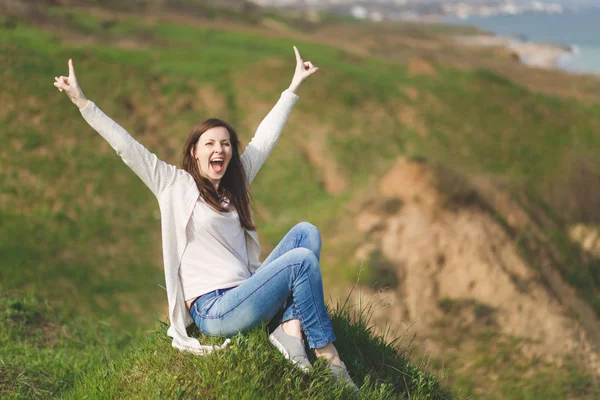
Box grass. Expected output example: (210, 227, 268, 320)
(64, 296, 452, 400)
(2, 1, 600, 399)
(427, 323, 597, 400)
(429, 297, 597, 399)
(0, 292, 134, 399)
(0, 290, 453, 400)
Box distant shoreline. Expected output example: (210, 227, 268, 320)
(453, 34, 586, 74)
(444, 10, 600, 76)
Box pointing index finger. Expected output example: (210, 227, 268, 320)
(293, 46, 302, 63)
(68, 59, 75, 78)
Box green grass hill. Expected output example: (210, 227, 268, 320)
(2, 1, 600, 398)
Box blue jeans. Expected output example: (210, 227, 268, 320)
(189, 222, 336, 349)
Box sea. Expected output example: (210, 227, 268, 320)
(446, 7, 600, 75)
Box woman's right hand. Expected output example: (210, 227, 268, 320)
(54, 59, 88, 109)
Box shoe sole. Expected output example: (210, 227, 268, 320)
(268, 333, 311, 373)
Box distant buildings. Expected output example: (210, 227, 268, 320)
(250, 0, 569, 22)
(443, 1, 564, 20)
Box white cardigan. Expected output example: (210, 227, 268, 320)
(79, 90, 299, 354)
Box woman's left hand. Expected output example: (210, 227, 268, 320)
(288, 46, 319, 94)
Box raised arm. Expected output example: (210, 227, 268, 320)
(54, 59, 176, 198)
(241, 46, 319, 184)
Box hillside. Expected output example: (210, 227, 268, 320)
(1, 291, 450, 399)
(335, 157, 600, 398)
(2, 0, 600, 398)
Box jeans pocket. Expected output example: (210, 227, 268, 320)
(196, 296, 220, 319)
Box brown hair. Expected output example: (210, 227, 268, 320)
(181, 118, 256, 231)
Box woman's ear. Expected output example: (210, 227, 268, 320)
(190, 144, 195, 158)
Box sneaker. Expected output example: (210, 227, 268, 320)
(327, 361, 359, 393)
(268, 324, 312, 373)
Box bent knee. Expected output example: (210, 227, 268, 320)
(296, 222, 321, 251)
(296, 221, 320, 238)
(290, 247, 320, 270)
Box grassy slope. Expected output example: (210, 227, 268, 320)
(430, 298, 596, 399)
(65, 302, 451, 399)
(0, 291, 450, 399)
(2, 3, 600, 399)
(0, 293, 133, 399)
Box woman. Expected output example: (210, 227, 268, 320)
(54, 46, 357, 391)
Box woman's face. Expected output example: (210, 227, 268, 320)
(191, 126, 232, 188)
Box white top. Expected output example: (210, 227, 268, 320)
(180, 198, 250, 302)
(79, 90, 299, 355)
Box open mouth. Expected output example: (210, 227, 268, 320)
(210, 157, 224, 173)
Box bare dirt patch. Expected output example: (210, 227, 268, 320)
(402, 86, 419, 101)
(408, 57, 437, 77)
(569, 224, 600, 259)
(195, 85, 228, 118)
(294, 115, 348, 195)
(397, 106, 427, 137)
(343, 157, 600, 377)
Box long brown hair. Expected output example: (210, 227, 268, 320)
(181, 118, 256, 231)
